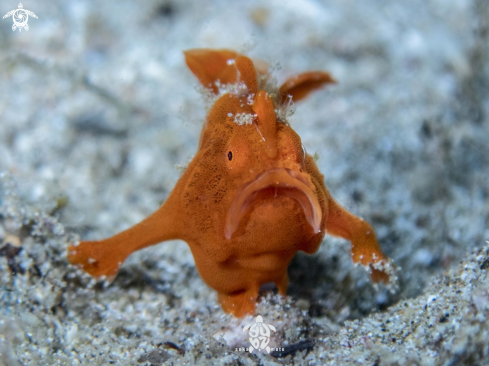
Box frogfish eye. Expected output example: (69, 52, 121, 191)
(228, 151, 233, 161)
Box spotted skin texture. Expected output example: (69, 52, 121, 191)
(68, 49, 393, 317)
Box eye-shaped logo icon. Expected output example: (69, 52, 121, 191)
(3, 3, 37, 32)
(243, 315, 277, 353)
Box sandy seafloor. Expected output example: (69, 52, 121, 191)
(1, 0, 489, 365)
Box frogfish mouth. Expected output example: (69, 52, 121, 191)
(225, 167, 322, 239)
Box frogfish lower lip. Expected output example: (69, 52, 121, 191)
(224, 168, 322, 239)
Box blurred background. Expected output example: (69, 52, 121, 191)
(1, 0, 488, 320)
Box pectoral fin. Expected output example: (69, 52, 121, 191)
(324, 197, 396, 285)
(68, 192, 183, 280)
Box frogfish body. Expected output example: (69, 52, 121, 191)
(68, 49, 395, 317)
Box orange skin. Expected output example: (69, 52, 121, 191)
(68, 49, 394, 317)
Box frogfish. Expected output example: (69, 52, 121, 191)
(68, 48, 395, 317)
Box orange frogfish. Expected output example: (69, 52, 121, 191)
(68, 49, 395, 317)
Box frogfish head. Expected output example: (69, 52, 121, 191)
(184, 49, 336, 240)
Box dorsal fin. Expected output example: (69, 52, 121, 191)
(279, 71, 336, 104)
(184, 49, 240, 93)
